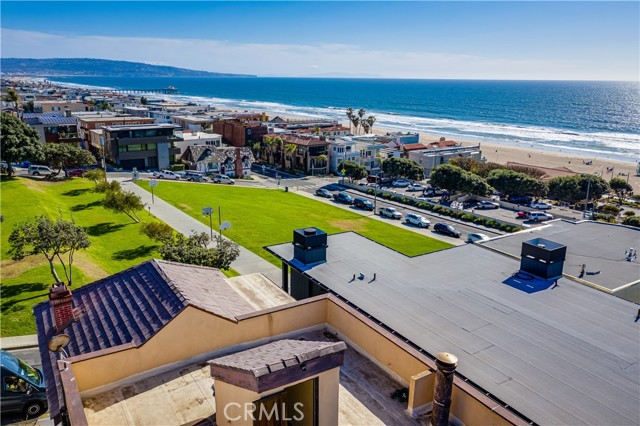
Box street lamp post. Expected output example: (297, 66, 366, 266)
(373, 171, 383, 213)
(99, 137, 107, 174)
(202, 207, 214, 240)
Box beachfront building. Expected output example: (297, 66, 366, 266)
(101, 123, 181, 170)
(385, 131, 420, 145)
(407, 144, 482, 177)
(212, 119, 269, 148)
(172, 130, 222, 155)
(260, 134, 330, 175)
(21, 112, 82, 146)
(34, 258, 524, 426)
(180, 144, 254, 177)
(122, 105, 150, 118)
(328, 136, 386, 174)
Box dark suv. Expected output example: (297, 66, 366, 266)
(1, 350, 48, 418)
(353, 198, 374, 211)
(434, 223, 462, 238)
(333, 192, 354, 204)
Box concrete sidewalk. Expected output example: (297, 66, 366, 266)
(120, 180, 281, 285)
(0, 334, 38, 350)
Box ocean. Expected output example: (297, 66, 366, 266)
(49, 76, 640, 162)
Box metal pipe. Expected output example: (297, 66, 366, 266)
(431, 352, 458, 426)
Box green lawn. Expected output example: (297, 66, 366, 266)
(0, 177, 164, 336)
(135, 181, 453, 265)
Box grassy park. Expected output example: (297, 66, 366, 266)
(134, 181, 453, 265)
(0, 177, 164, 336)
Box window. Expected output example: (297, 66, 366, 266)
(127, 144, 143, 152)
(3, 376, 28, 393)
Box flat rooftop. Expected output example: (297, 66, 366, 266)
(483, 220, 640, 291)
(267, 231, 640, 425)
(82, 330, 422, 426)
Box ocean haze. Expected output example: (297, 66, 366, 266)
(49, 76, 640, 162)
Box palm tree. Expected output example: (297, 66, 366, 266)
(2, 88, 20, 110)
(357, 109, 366, 135)
(366, 115, 376, 134)
(352, 117, 360, 136)
(263, 135, 282, 167)
(285, 143, 297, 170)
(346, 108, 355, 134)
(313, 126, 321, 135)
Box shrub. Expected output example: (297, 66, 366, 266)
(622, 215, 640, 228)
(601, 204, 621, 215)
(367, 189, 374, 195)
(500, 223, 512, 232)
(95, 180, 121, 193)
(462, 214, 475, 221)
(432, 206, 442, 213)
(169, 164, 185, 171)
(382, 193, 391, 199)
(623, 210, 635, 217)
(474, 217, 485, 224)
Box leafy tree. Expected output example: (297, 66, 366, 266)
(2, 88, 20, 109)
(449, 157, 546, 179)
(84, 169, 106, 186)
(622, 215, 640, 228)
(22, 100, 35, 113)
(487, 169, 547, 198)
(548, 175, 610, 203)
(140, 222, 174, 244)
(95, 101, 112, 111)
(102, 189, 144, 223)
(428, 164, 465, 193)
(609, 178, 633, 204)
(382, 157, 424, 180)
(8, 215, 91, 286)
(459, 172, 493, 196)
(338, 160, 367, 183)
(140, 96, 148, 105)
(158, 232, 240, 270)
(42, 144, 96, 178)
(0, 112, 43, 176)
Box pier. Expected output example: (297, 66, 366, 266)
(96, 87, 178, 95)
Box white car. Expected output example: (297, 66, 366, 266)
(392, 179, 411, 188)
(475, 201, 500, 210)
(405, 213, 430, 228)
(529, 201, 552, 210)
(379, 207, 402, 219)
(527, 211, 554, 222)
(467, 233, 491, 243)
(153, 170, 181, 180)
(407, 183, 425, 192)
(212, 174, 235, 185)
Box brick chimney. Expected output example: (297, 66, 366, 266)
(49, 283, 74, 331)
(430, 352, 458, 426)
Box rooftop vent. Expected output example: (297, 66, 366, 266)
(293, 227, 327, 266)
(520, 238, 566, 280)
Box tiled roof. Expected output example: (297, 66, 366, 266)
(279, 134, 330, 147)
(34, 259, 255, 420)
(402, 143, 428, 151)
(210, 339, 347, 378)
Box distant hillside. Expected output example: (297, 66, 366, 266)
(0, 58, 256, 78)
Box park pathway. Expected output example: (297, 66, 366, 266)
(120, 180, 282, 285)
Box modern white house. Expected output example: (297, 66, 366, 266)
(407, 145, 483, 177)
(172, 130, 222, 155)
(328, 136, 386, 174)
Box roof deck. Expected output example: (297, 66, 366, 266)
(267, 230, 640, 425)
(82, 330, 423, 426)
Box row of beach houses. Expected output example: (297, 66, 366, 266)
(3, 79, 482, 178)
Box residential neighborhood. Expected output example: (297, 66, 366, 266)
(1, 75, 639, 426)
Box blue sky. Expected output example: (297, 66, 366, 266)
(1, 1, 638, 80)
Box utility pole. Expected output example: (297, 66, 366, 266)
(584, 177, 591, 216)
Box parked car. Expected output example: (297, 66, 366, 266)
(392, 179, 412, 188)
(315, 188, 333, 198)
(405, 213, 430, 228)
(516, 211, 528, 219)
(434, 223, 462, 238)
(379, 207, 402, 219)
(212, 174, 235, 185)
(353, 197, 374, 211)
(67, 168, 84, 177)
(1, 350, 48, 418)
(407, 183, 425, 192)
(509, 195, 533, 205)
(27, 165, 52, 176)
(333, 192, 354, 204)
(475, 201, 500, 210)
(529, 201, 552, 210)
(152, 170, 181, 180)
(527, 211, 554, 222)
(424, 187, 447, 197)
(183, 171, 208, 182)
(467, 233, 491, 243)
